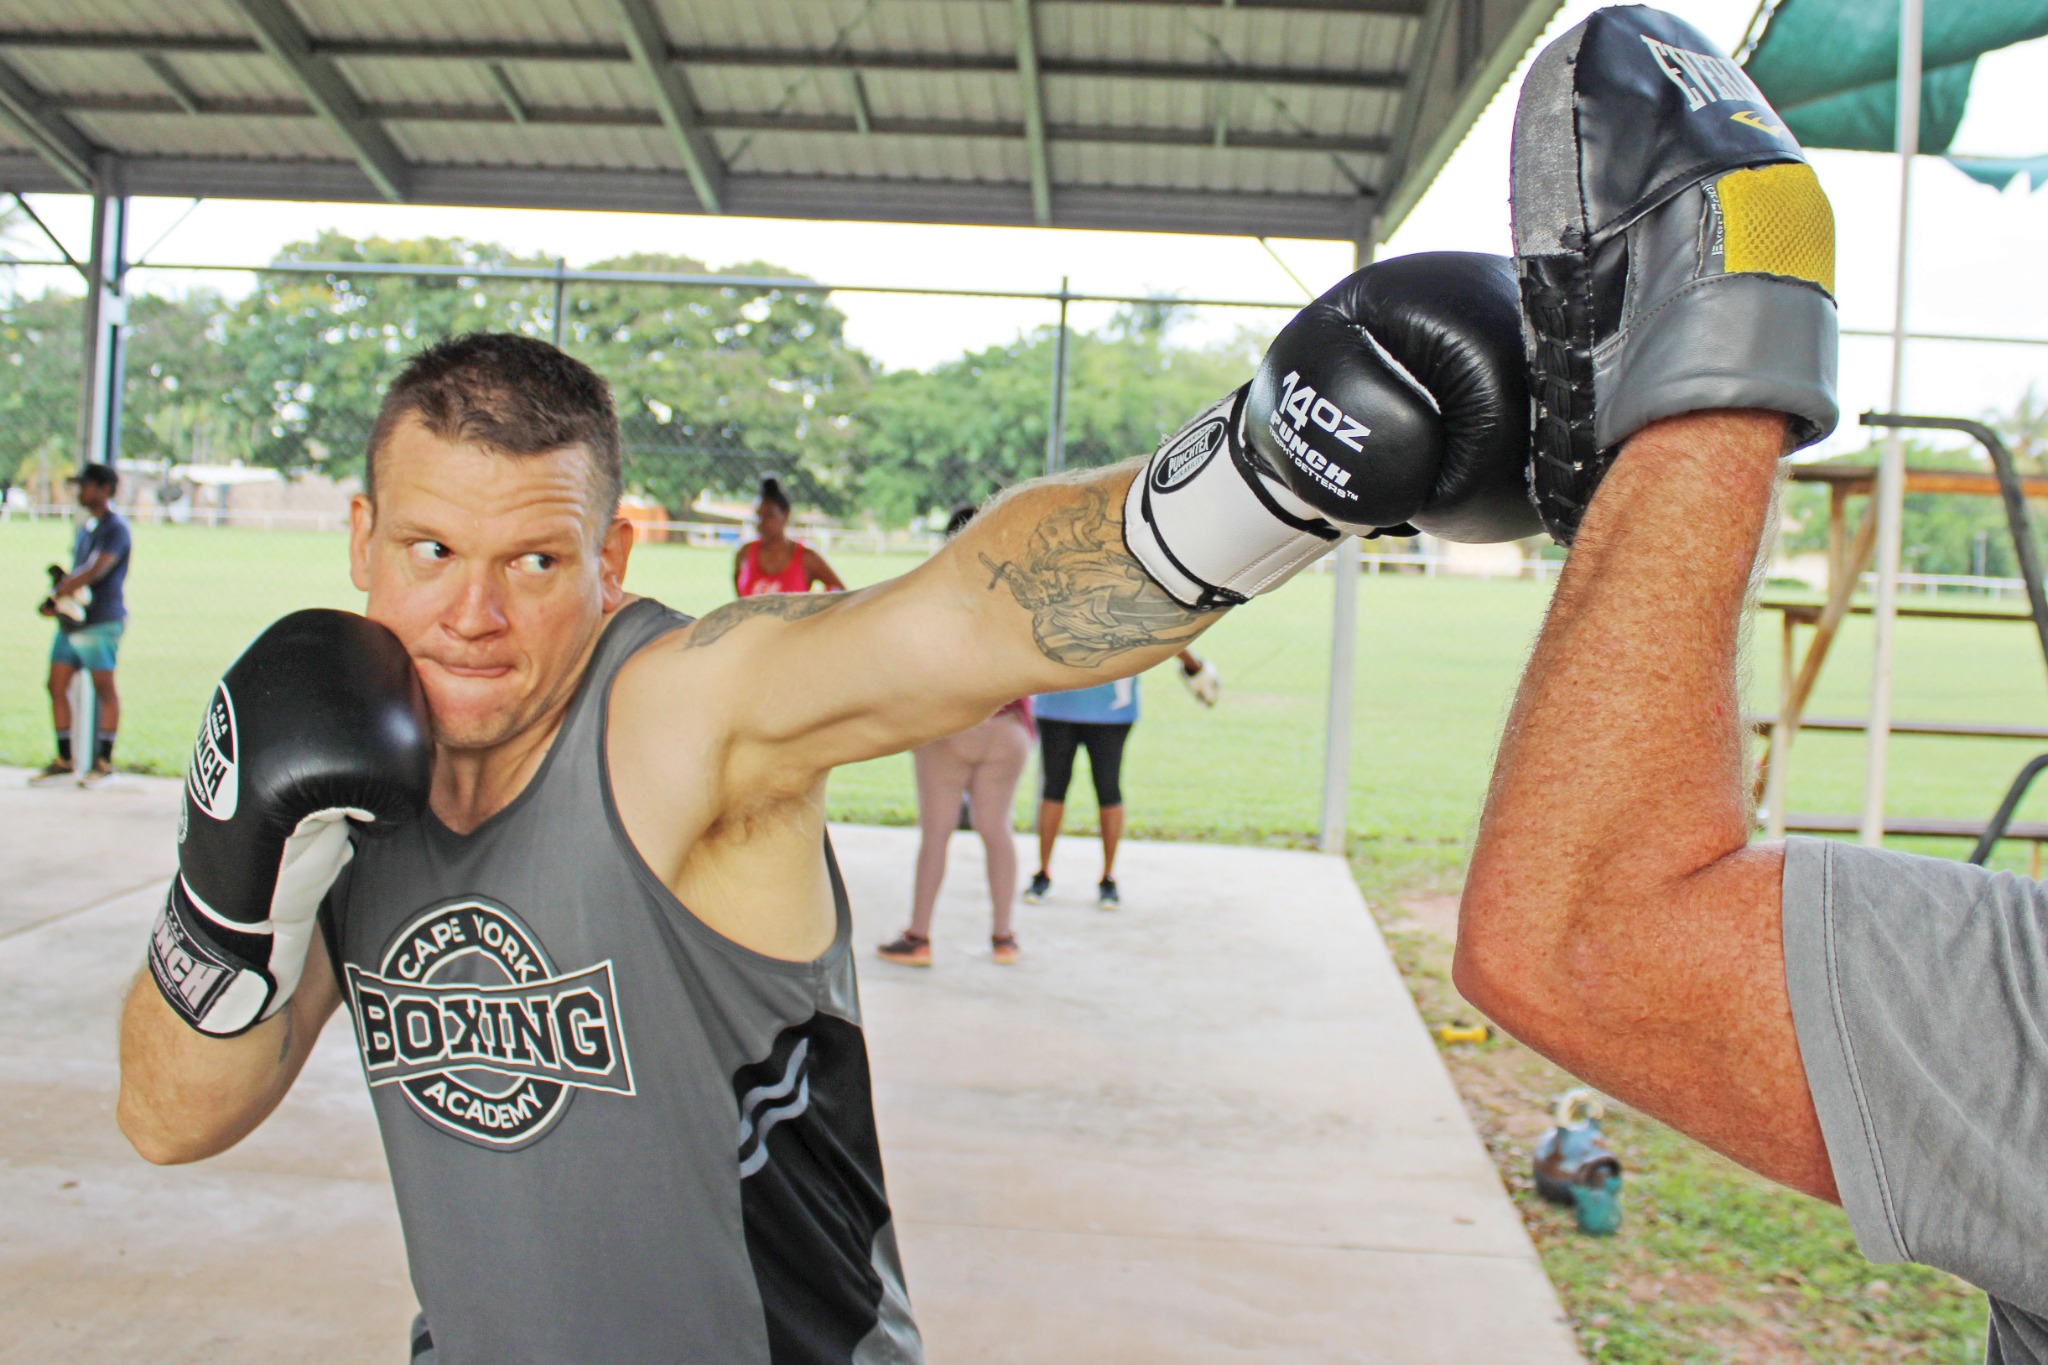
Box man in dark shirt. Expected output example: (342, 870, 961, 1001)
(32, 463, 132, 787)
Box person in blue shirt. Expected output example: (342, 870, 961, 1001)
(1024, 648, 1217, 909)
(32, 464, 133, 787)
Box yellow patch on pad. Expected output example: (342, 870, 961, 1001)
(1719, 162, 1835, 294)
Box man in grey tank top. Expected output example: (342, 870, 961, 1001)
(116, 257, 1545, 1362)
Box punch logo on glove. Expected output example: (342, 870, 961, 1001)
(186, 684, 239, 826)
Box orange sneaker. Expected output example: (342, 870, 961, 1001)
(876, 931, 931, 966)
(990, 933, 1020, 965)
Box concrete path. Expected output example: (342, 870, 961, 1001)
(0, 770, 1577, 1364)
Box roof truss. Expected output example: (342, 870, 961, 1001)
(222, 0, 410, 201)
(603, 0, 726, 213)
(0, 55, 95, 189)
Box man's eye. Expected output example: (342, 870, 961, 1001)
(516, 552, 556, 572)
(410, 541, 451, 563)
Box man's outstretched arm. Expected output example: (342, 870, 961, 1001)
(645, 251, 1545, 798)
(1455, 410, 1834, 1201)
(646, 463, 1222, 792)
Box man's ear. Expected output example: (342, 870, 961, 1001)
(348, 494, 374, 594)
(599, 516, 634, 612)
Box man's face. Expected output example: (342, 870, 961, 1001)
(349, 418, 633, 753)
(76, 480, 110, 515)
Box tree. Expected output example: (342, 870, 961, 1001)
(1781, 435, 2048, 580)
(564, 254, 873, 515)
(853, 304, 1263, 525)
(218, 232, 559, 477)
(0, 290, 80, 496)
(123, 291, 248, 466)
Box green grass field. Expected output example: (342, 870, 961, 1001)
(8, 518, 2047, 877)
(3, 517, 2023, 1358)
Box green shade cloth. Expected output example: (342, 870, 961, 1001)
(1744, 0, 2048, 154)
(1947, 151, 2048, 190)
(1780, 59, 1974, 153)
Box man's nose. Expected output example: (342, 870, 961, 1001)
(444, 568, 509, 639)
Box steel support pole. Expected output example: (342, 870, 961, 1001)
(1859, 0, 1921, 847)
(76, 180, 129, 469)
(1319, 223, 1375, 855)
(1046, 276, 1070, 476)
(551, 256, 567, 348)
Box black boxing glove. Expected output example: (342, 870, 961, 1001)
(1247, 251, 1541, 543)
(1124, 252, 1538, 610)
(148, 610, 432, 1037)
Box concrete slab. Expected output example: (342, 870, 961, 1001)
(842, 826, 1578, 1363)
(0, 771, 181, 939)
(0, 771, 1577, 1363)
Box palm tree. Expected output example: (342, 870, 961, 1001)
(1990, 384, 2048, 474)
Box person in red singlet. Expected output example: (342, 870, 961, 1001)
(733, 476, 845, 597)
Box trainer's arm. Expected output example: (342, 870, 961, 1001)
(117, 934, 341, 1164)
(1454, 409, 1836, 1202)
(648, 463, 1215, 788)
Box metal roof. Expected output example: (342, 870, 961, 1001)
(0, 0, 1559, 241)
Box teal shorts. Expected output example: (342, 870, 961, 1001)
(50, 620, 124, 673)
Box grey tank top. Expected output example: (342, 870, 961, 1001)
(321, 599, 921, 1365)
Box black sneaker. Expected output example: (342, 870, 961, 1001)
(27, 760, 73, 788)
(1022, 873, 1051, 904)
(1096, 879, 1120, 910)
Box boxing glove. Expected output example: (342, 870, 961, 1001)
(1511, 5, 1837, 543)
(43, 563, 89, 625)
(148, 609, 432, 1037)
(1124, 252, 1538, 610)
(1246, 251, 1541, 543)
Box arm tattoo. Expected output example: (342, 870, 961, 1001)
(683, 592, 842, 649)
(979, 484, 1208, 668)
(276, 1005, 295, 1066)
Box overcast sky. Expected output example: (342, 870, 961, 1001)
(10, 0, 2047, 456)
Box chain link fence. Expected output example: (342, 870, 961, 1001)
(0, 256, 1308, 796)
(0, 258, 1296, 535)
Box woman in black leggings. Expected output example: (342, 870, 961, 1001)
(1024, 649, 1215, 910)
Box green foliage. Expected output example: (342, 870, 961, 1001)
(0, 236, 1269, 528)
(853, 304, 1262, 524)
(1783, 435, 2048, 578)
(216, 232, 567, 475)
(566, 253, 873, 516)
(0, 290, 82, 492)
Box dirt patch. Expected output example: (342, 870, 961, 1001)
(1395, 892, 1461, 943)
(1373, 884, 1986, 1363)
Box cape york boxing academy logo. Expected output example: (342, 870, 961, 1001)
(1151, 407, 1230, 493)
(182, 684, 238, 841)
(343, 899, 636, 1149)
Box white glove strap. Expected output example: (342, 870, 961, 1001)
(261, 809, 364, 1018)
(1123, 389, 1341, 610)
(180, 807, 365, 1033)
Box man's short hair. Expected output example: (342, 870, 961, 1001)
(70, 463, 118, 491)
(366, 333, 622, 517)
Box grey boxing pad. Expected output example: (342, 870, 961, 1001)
(1512, 4, 1839, 544)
